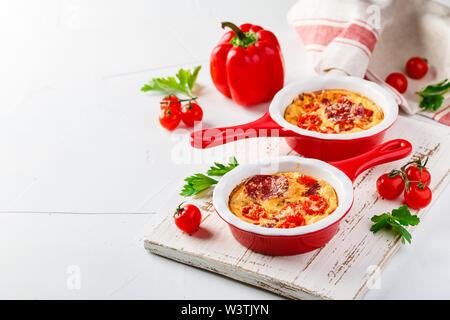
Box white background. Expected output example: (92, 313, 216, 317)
(1, 0, 449, 299)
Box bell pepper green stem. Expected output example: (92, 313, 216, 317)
(221, 21, 246, 41)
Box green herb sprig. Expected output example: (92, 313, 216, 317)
(370, 205, 420, 244)
(141, 66, 201, 98)
(180, 157, 239, 196)
(180, 174, 218, 197)
(417, 79, 450, 111)
(207, 157, 239, 176)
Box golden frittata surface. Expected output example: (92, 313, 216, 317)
(228, 172, 338, 229)
(284, 89, 384, 133)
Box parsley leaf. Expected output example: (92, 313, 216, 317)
(370, 213, 391, 232)
(419, 78, 450, 94)
(141, 66, 201, 98)
(391, 206, 420, 226)
(180, 157, 239, 197)
(370, 205, 420, 244)
(387, 219, 412, 244)
(207, 157, 239, 176)
(180, 174, 218, 197)
(417, 79, 450, 111)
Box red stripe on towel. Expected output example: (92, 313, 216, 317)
(341, 24, 377, 52)
(432, 104, 450, 120)
(437, 108, 450, 125)
(294, 24, 344, 46)
(294, 23, 377, 53)
(292, 18, 380, 37)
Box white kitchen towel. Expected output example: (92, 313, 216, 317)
(287, 0, 450, 125)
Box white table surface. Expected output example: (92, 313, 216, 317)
(1, 0, 449, 299)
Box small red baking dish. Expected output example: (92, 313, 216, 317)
(191, 75, 398, 161)
(212, 139, 412, 256)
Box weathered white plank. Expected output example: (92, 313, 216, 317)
(144, 116, 450, 300)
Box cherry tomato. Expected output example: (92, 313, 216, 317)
(242, 204, 266, 221)
(404, 183, 432, 210)
(297, 114, 321, 131)
(302, 195, 328, 215)
(159, 106, 181, 131)
(160, 95, 181, 113)
(385, 73, 408, 93)
(405, 57, 428, 79)
(405, 165, 431, 186)
(181, 102, 203, 127)
(174, 203, 202, 234)
(279, 214, 306, 228)
(297, 175, 318, 187)
(376, 173, 405, 199)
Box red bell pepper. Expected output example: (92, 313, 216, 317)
(210, 22, 284, 106)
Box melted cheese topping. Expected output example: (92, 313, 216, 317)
(228, 172, 338, 228)
(284, 89, 384, 134)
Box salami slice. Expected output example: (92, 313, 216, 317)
(304, 182, 321, 196)
(352, 103, 365, 118)
(244, 174, 289, 202)
(325, 101, 365, 123)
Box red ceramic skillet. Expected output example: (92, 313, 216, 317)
(191, 75, 398, 161)
(212, 139, 412, 256)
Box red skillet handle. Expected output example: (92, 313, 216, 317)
(190, 112, 294, 149)
(329, 139, 412, 182)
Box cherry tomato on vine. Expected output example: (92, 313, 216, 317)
(385, 73, 408, 93)
(159, 106, 181, 131)
(405, 165, 431, 185)
(181, 102, 203, 127)
(376, 173, 405, 199)
(174, 203, 202, 234)
(404, 183, 432, 210)
(405, 57, 428, 79)
(160, 95, 181, 113)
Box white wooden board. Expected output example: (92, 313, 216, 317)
(144, 115, 450, 300)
